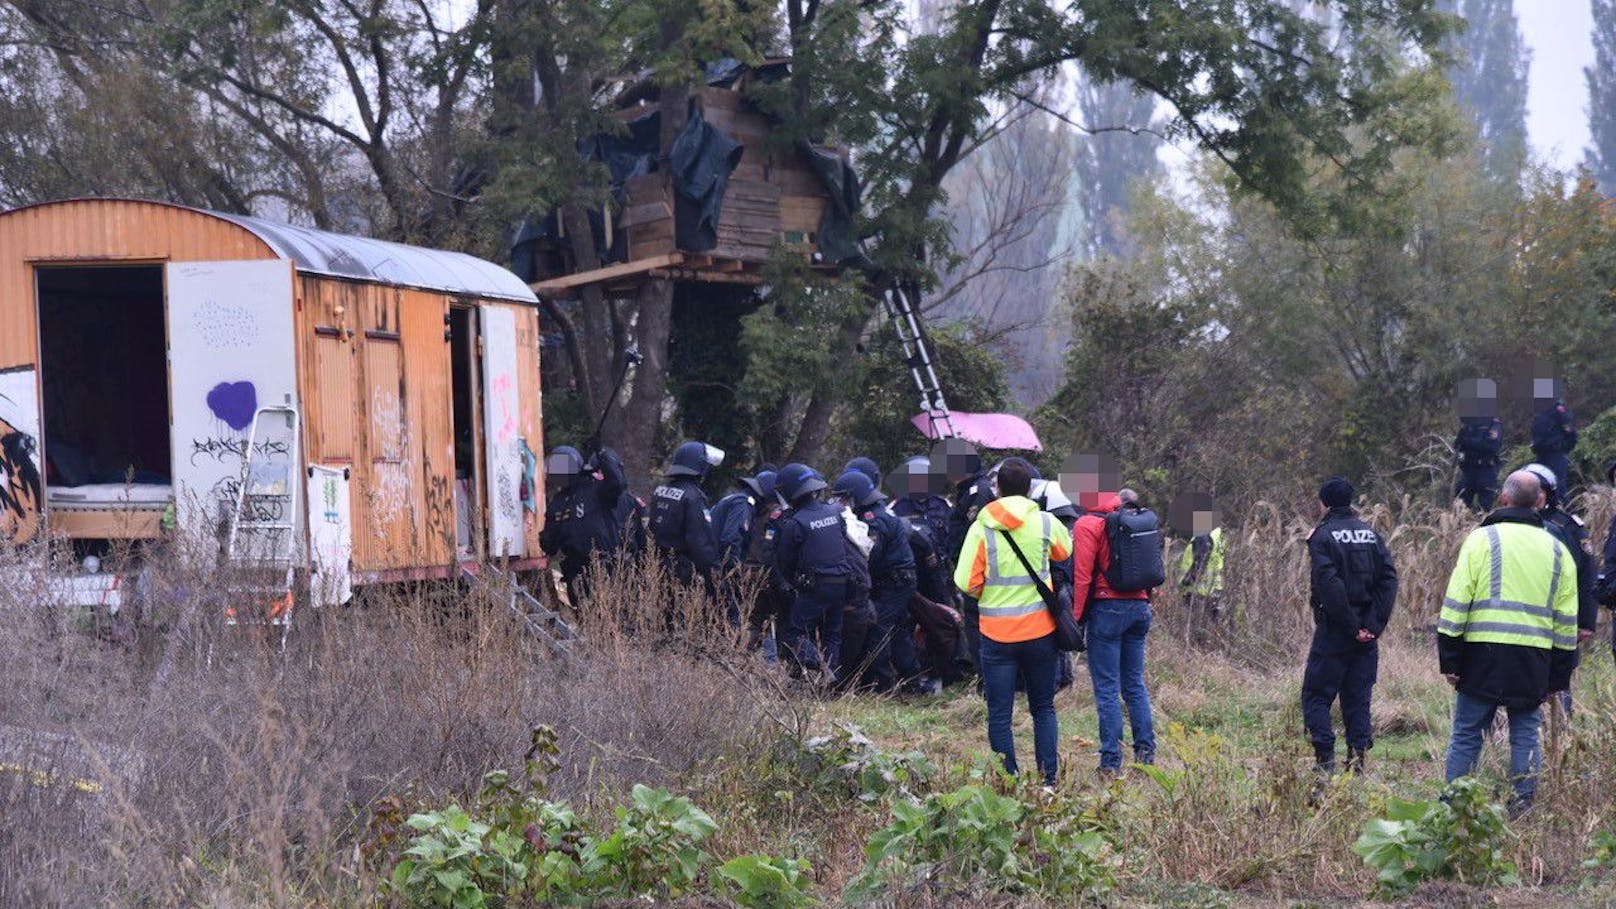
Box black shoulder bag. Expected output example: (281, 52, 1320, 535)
(996, 528, 1085, 653)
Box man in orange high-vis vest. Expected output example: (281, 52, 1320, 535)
(954, 458, 1073, 786)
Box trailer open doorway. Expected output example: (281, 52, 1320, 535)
(448, 304, 485, 559)
(35, 264, 172, 540)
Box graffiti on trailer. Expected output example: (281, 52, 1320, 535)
(0, 367, 42, 544)
(206, 380, 259, 432)
(190, 436, 290, 467)
(212, 476, 287, 523)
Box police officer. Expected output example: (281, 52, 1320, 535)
(1523, 463, 1597, 647)
(1304, 476, 1398, 776)
(772, 464, 851, 680)
(1454, 415, 1504, 510)
(835, 470, 922, 692)
(843, 457, 882, 489)
(1530, 389, 1577, 494)
(1596, 459, 1616, 662)
(892, 455, 951, 551)
(648, 441, 721, 599)
(941, 441, 994, 667)
(538, 445, 628, 605)
(710, 470, 779, 628)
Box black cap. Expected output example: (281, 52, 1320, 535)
(1319, 476, 1354, 508)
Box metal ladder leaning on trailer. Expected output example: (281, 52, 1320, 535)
(881, 280, 958, 440)
(225, 403, 302, 646)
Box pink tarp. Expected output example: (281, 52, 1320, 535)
(910, 411, 1042, 451)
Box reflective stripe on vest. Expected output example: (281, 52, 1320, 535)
(1438, 524, 1579, 650)
(979, 513, 1057, 642)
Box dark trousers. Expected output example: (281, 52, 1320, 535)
(867, 572, 921, 691)
(1302, 638, 1378, 756)
(961, 595, 981, 672)
(1455, 467, 1498, 510)
(981, 632, 1060, 785)
(780, 580, 847, 674)
(838, 600, 878, 687)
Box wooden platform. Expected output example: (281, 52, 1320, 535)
(529, 252, 831, 297)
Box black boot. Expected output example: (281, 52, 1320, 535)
(1313, 744, 1337, 776)
(1346, 748, 1367, 775)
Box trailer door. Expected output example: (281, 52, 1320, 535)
(166, 260, 298, 537)
(479, 305, 525, 558)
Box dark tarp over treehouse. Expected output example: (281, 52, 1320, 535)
(513, 60, 866, 294)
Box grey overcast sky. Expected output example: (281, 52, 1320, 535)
(1520, 1, 1596, 170)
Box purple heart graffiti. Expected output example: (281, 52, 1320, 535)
(206, 381, 258, 431)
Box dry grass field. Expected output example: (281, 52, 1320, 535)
(3, 494, 1616, 907)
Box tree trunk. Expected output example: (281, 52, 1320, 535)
(609, 280, 676, 495)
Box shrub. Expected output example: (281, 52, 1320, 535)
(1352, 777, 1518, 898)
(717, 854, 816, 909)
(581, 783, 718, 898)
(847, 783, 1117, 903)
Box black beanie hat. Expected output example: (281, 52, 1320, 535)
(1319, 476, 1354, 508)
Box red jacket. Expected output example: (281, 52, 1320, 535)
(1070, 492, 1150, 620)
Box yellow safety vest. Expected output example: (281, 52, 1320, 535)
(954, 496, 1073, 643)
(1438, 522, 1579, 651)
(1177, 527, 1225, 596)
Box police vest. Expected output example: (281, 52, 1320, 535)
(1439, 522, 1579, 652)
(789, 503, 850, 578)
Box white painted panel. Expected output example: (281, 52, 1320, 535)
(306, 464, 353, 607)
(480, 305, 524, 557)
(165, 261, 298, 540)
(0, 366, 43, 544)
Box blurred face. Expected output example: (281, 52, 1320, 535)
(545, 452, 579, 483)
(1058, 451, 1120, 510)
(1456, 377, 1497, 420)
(933, 438, 980, 484)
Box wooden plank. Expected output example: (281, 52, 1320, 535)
(529, 253, 686, 296)
(617, 201, 672, 228)
(47, 508, 163, 540)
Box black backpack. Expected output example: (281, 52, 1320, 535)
(1104, 505, 1165, 592)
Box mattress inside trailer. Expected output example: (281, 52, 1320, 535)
(47, 483, 173, 510)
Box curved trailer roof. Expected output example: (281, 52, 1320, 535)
(3, 198, 537, 304)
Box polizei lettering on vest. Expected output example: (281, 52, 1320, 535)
(808, 515, 841, 530)
(656, 486, 685, 501)
(1331, 529, 1378, 544)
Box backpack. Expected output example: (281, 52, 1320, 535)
(1104, 505, 1165, 592)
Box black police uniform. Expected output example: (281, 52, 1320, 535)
(893, 493, 951, 557)
(538, 448, 628, 603)
(946, 473, 995, 668)
(1303, 505, 1398, 770)
(858, 499, 920, 691)
(773, 499, 851, 674)
(649, 475, 719, 588)
(1597, 520, 1616, 657)
(1454, 417, 1503, 509)
(1532, 402, 1578, 493)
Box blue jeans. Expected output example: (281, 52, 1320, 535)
(1087, 599, 1156, 771)
(980, 632, 1060, 785)
(780, 581, 846, 675)
(1444, 690, 1542, 806)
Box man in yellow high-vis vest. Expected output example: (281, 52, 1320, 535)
(1439, 470, 1579, 814)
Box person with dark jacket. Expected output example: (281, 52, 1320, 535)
(943, 443, 994, 668)
(1530, 394, 1577, 493)
(1303, 477, 1398, 775)
(1454, 416, 1504, 510)
(648, 441, 721, 593)
(538, 445, 627, 605)
(836, 470, 921, 692)
(772, 464, 850, 680)
(1071, 486, 1155, 773)
(710, 470, 780, 629)
(892, 455, 951, 550)
(1523, 463, 1597, 642)
(1440, 470, 1580, 814)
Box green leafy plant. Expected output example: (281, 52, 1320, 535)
(581, 783, 718, 898)
(717, 854, 816, 909)
(1585, 830, 1616, 870)
(847, 783, 1117, 902)
(1352, 777, 1517, 898)
(391, 804, 526, 909)
(800, 724, 936, 804)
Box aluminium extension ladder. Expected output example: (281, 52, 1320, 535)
(224, 404, 303, 644)
(881, 281, 958, 440)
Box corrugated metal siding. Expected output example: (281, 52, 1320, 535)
(0, 199, 276, 369)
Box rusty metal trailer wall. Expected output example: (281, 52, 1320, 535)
(0, 199, 545, 575)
